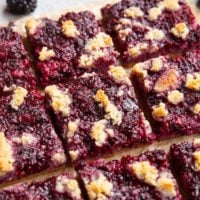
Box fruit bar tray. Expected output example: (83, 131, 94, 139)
(0, 0, 199, 199)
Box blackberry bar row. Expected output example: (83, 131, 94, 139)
(1, 139, 200, 200)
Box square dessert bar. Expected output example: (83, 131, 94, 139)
(44, 65, 155, 161)
(132, 50, 200, 138)
(0, 25, 37, 94)
(26, 11, 119, 86)
(77, 150, 182, 200)
(170, 139, 200, 200)
(0, 88, 66, 184)
(102, 0, 200, 63)
(0, 172, 83, 200)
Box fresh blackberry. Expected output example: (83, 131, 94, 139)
(7, 0, 37, 14)
(197, 0, 200, 8)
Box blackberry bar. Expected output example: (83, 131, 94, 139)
(44, 65, 155, 161)
(132, 50, 200, 137)
(102, 0, 200, 63)
(0, 172, 82, 200)
(170, 139, 200, 200)
(0, 88, 66, 183)
(26, 11, 118, 86)
(77, 150, 182, 200)
(0, 25, 37, 95)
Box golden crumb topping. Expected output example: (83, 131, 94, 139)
(86, 173, 113, 200)
(193, 103, 200, 115)
(69, 150, 79, 161)
(62, 20, 80, 38)
(194, 138, 200, 145)
(193, 151, 200, 170)
(132, 63, 147, 78)
(151, 57, 163, 72)
(39, 47, 55, 61)
(152, 102, 168, 120)
(145, 29, 165, 41)
(52, 152, 66, 165)
(124, 6, 144, 18)
(108, 65, 131, 84)
(67, 119, 80, 140)
(45, 85, 72, 117)
(25, 18, 40, 34)
(171, 23, 189, 39)
(93, 90, 122, 125)
(0, 132, 14, 174)
(10, 86, 28, 110)
(56, 176, 81, 198)
(164, 0, 180, 11)
(131, 161, 158, 186)
(154, 69, 179, 93)
(167, 90, 184, 105)
(128, 43, 148, 58)
(148, 6, 163, 21)
(185, 73, 200, 91)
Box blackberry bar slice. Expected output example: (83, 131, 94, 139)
(132, 50, 200, 138)
(0, 172, 82, 200)
(44, 65, 155, 162)
(0, 88, 66, 184)
(26, 11, 118, 86)
(170, 139, 200, 200)
(77, 150, 182, 200)
(0, 25, 37, 94)
(101, 0, 200, 64)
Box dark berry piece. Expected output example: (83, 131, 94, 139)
(7, 0, 37, 14)
(197, 0, 200, 8)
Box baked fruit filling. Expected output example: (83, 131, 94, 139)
(101, 0, 200, 63)
(45, 65, 155, 161)
(0, 25, 37, 94)
(132, 50, 200, 138)
(26, 11, 118, 86)
(77, 150, 182, 200)
(170, 139, 200, 200)
(0, 173, 82, 200)
(0, 88, 66, 183)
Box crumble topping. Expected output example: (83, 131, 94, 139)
(61, 20, 80, 38)
(131, 161, 176, 197)
(39, 47, 55, 61)
(167, 90, 184, 105)
(108, 65, 131, 85)
(152, 102, 168, 120)
(3, 84, 16, 92)
(52, 152, 66, 165)
(171, 23, 189, 39)
(154, 69, 179, 92)
(151, 57, 163, 72)
(185, 73, 200, 91)
(157, 176, 177, 197)
(128, 43, 148, 57)
(145, 29, 165, 41)
(45, 85, 72, 116)
(0, 132, 14, 174)
(163, 0, 180, 11)
(124, 6, 144, 18)
(194, 138, 200, 145)
(25, 18, 40, 34)
(148, 6, 163, 21)
(90, 120, 113, 147)
(86, 173, 113, 200)
(56, 176, 81, 198)
(132, 63, 147, 78)
(85, 32, 113, 52)
(131, 161, 158, 186)
(93, 89, 122, 125)
(10, 86, 28, 110)
(67, 119, 80, 140)
(193, 103, 200, 115)
(21, 133, 37, 145)
(193, 151, 200, 170)
(118, 28, 132, 40)
(79, 32, 113, 68)
(69, 150, 79, 161)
